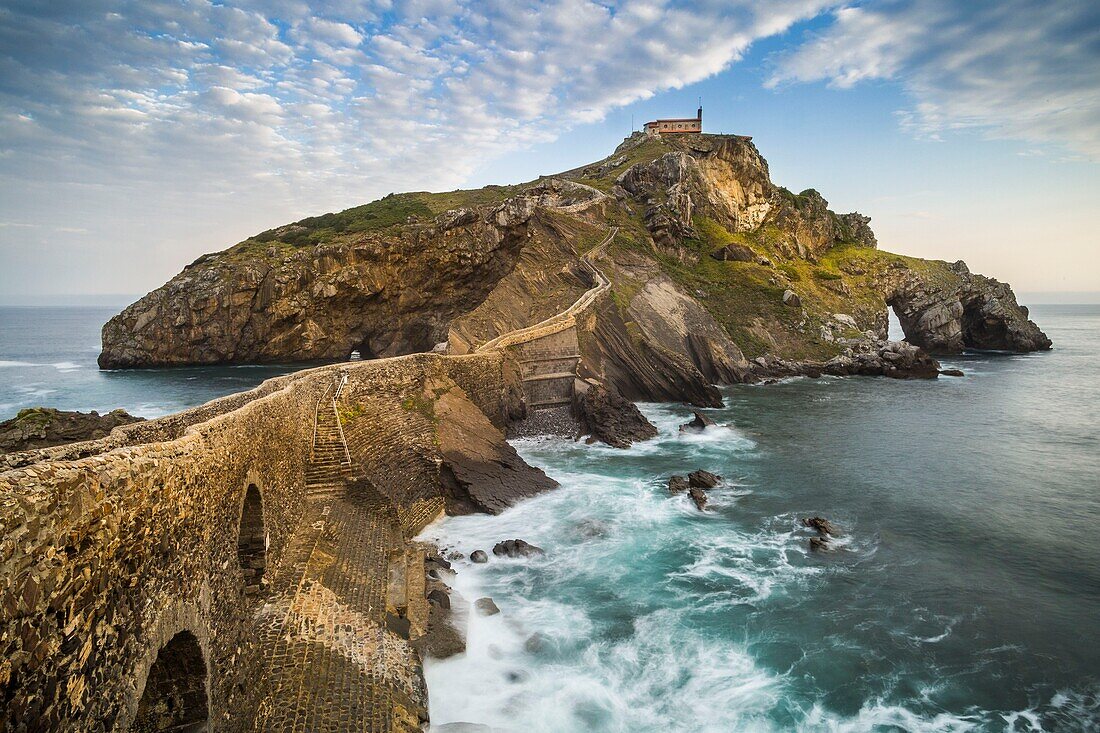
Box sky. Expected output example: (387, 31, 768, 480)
(0, 0, 1098, 304)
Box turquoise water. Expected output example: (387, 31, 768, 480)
(3, 304, 1098, 730)
(421, 305, 1100, 732)
(0, 306, 297, 421)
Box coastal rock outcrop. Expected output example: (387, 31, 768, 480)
(679, 411, 716, 432)
(574, 381, 658, 448)
(99, 194, 539, 367)
(885, 262, 1051, 354)
(0, 407, 143, 453)
(99, 131, 1049, 405)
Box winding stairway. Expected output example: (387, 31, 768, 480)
(250, 229, 616, 731)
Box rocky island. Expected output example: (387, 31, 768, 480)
(3, 132, 1050, 732)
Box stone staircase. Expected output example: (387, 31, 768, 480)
(306, 401, 351, 499)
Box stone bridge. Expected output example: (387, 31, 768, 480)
(0, 233, 614, 732)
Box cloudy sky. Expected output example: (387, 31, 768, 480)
(1, 0, 1097, 303)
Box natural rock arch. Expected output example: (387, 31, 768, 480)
(130, 630, 209, 732)
(236, 483, 267, 592)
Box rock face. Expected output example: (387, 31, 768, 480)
(0, 408, 143, 453)
(574, 381, 658, 448)
(434, 387, 559, 515)
(99, 195, 538, 367)
(885, 261, 1051, 354)
(99, 131, 1048, 397)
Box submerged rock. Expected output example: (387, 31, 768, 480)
(492, 539, 545, 558)
(940, 368, 965, 377)
(809, 537, 830, 552)
(474, 597, 501, 616)
(679, 411, 716, 432)
(688, 470, 721, 488)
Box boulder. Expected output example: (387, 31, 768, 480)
(782, 289, 801, 308)
(470, 550, 488, 563)
(940, 368, 965, 377)
(574, 381, 658, 448)
(710, 243, 756, 262)
(492, 539, 545, 558)
(679, 411, 716, 432)
(474, 597, 500, 616)
(688, 470, 721, 488)
(668, 475, 690, 494)
(427, 589, 450, 610)
(688, 487, 708, 511)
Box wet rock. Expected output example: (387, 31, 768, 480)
(492, 539, 545, 558)
(802, 516, 839, 537)
(809, 537, 830, 552)
(470, 550, 488, 563)
(679, 411, 716, 432)
(688, 487, 708, 511)
(525, 633, 546, 654)
(474, 597, 500, 616)
(668, 475, 690, 494)
(940, 368, 965, 377)
(688, 470, 721, 488)
(427, 589, 450, 610)
(447, 551, 465, 561)
(574, 381, 658, 448)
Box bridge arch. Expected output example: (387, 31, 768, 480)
(131, 629, 209, 732)
(236, 481, 267, 593)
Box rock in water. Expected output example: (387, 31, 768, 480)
(688, 470, 721, 488)
(0, 408, 144, 454)
(492, 539, 545, 558)
(470, 550, 488, 563)
(474, 597, 500, 616)
(668, 475, 690, 494)
(688, 487, 708, 511)
(802, 516, 840, 537)
(574, 381, 658, 448)
(679, 411, 716, 432)
(940, 368, 965, 377)
(809, 537, 830, 552)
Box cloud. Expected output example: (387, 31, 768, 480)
(769, 0, 1100, 158)
(0, 0, 841, 296)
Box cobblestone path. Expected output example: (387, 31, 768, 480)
(249, 395, 424, 732)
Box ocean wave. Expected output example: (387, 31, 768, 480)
(0, 360, 35, 368)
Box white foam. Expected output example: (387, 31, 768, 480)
(0, 360, 35, 368)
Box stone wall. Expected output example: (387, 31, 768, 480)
(0, 368, 330, 731)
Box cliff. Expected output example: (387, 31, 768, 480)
(100, 133, 1050, 400)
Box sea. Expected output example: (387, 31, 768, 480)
(2, 304, 1098, 731)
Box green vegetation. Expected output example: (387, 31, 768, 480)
(400, 393, 436, 423)
(337, 403, 366, 423)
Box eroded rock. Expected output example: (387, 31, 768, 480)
(679, 411, 716, 432)
(1, 408, 143, 454)
(574, 381, 657, 448)
(688, 470, 721, 488)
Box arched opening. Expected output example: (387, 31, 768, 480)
(237, 483, 266, 593)
(131, 630, 208, 732)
